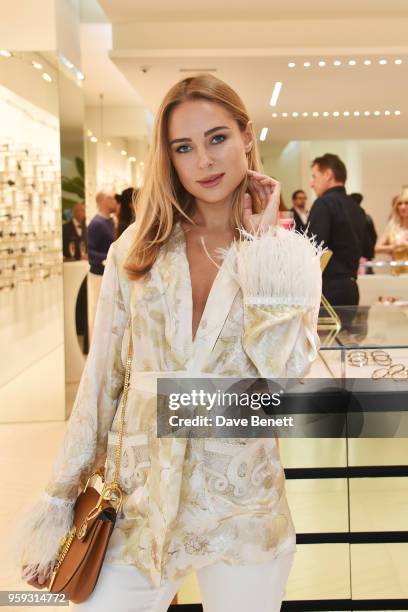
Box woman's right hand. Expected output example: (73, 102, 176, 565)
(23, 563, 52, 590)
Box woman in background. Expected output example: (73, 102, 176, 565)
(376, 192, 408, 273)
(115, 187, 137, 238)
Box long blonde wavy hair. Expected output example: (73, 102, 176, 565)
(124, 74, 262, 280)
(391, 192, 408, 224)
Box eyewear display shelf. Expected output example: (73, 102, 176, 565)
(0, 140, 62, 291)
(171, 305, 408, 612)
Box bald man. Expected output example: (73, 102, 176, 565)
(87, 191, 117, 274)
(87, 191, 117, 335)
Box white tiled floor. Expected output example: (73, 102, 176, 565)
(0, 422, 66, 612)
(1, 422, 407, 609)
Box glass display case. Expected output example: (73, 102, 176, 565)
(278, 304, 408, 608)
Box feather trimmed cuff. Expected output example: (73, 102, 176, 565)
(9, 492, 75, 583)
(221, 226, 324, 309)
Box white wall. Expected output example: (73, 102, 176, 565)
(261, 141, 302, 207)
(0, 85, 65, 422)
(85, 139, 132, 219)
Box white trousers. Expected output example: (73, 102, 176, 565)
(70, 551, 295, 612)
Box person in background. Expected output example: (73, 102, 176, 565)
(350, 193, 377, 275)
(114, 187, 137, 238)
(62, 201, 87, 260)
(87, 191, 117, 335)
(62, 200, 89, 351)
(290, 189, 309, 232)
(375, 192, 408, 274)
(307, 153, 371, 323)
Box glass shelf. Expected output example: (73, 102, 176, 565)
(319, 304, 408, 351)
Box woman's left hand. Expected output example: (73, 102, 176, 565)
(242, 170, 280, 235)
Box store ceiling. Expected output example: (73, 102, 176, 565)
(109, 53, 408, 141)
(80, 1, 408, 142)
(98, 0, 408, 21)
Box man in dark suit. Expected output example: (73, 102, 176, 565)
(308, 154, 371, 310)
(63, 201, 87, 260)
(62, 200, 88, 351)
(290, 189, 309, 232)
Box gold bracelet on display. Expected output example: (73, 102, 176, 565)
(371, 367, 391, 379)
(347, 350, 368, 367)
(388, 364, 408, 379)
(371, 350, 392, 366)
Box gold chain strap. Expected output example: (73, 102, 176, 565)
(112, 323, 133, 486)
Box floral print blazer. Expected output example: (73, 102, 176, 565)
(16, 221, 322, 587)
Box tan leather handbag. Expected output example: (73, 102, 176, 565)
(46, 332, 133, 603)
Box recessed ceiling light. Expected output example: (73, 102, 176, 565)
(90, 136, 98, 143)
(60, 54, 74, 69)
(303, 62, 311, 68)
(395, 59, 403, 65)
(395, 110, 401, 116)
(318, 61, 326, 67)
(333, 60, 342, 66)
(354, 111, 360, 116)
(121, 150, 127, 156)
(333, 111, 340, 117)
(379, 59, 387, 65)
(323, 111, 329, 117)
(364, 111, 371, 116)
(282, 112, 288, 117)
(106, 141, 112, 147)
(32, 61, 42, 70)
(348, 60, 357, 66)
(302, 112, 309, 117)
(374, 111, 381, 116)
(384, 110, 391, 116)
(364, 59, 372, 65)
(269, 81, 282, 106)
(343, 111, 350, 117)
(128, 156, 137, 162)
(288, 62, 296, 68)
(312, 112, 319, 117)
(42, 72, 52, 82)
(272, 113, 278, 118)
(260, 127, 268, 141)
(0, 50, 12, 57)
(292, 112, 299, 117)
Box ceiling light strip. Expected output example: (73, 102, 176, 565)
(272, 110, 402, 118)
(269, 82, 282, 107)
(259, 127, 268, 141)
(287, 57, 403, 68)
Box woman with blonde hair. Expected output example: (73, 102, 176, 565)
(15, 74, 322, 611)
(376, 191, 408, 273)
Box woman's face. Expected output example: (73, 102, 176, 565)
(168, 99, 253, 205)
(397, 200, 408, 219)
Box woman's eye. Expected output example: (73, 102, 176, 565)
(211, 134, 226, 144)
(175, 144, 192, 154)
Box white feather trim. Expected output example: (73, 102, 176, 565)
(219, 226, 324, 308)
(7, 492, 75, 583)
